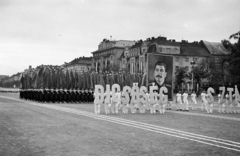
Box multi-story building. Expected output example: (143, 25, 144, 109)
(63, 56, 92, 73)
(91, 38, 135, 71)
(120, 36, 228, 91)
(121, 37, 158, 74)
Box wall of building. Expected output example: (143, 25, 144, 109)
(66, 64, 91, 73)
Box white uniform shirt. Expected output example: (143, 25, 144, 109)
(201, 93, 206, 102)
(225, 94, 229, 100)
(176, 93, 182, 102)
(183, 93, 188, 102)
(191, 93, 196, 100)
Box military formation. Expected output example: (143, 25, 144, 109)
(19, 65, 144, 103)
(19, 88, 94, 103)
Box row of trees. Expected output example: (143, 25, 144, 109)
(175, 31, 240, 93)
(0, 73, 21, 88)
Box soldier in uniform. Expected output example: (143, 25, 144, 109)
(68, 89, 73, 103)
(72, 89, 77, 103)
(39, 88, 44, 102)
(76, 89, 80, 103)
(49, 88, 54, 103)
(19, 89, 23, 99)
(59, 88, 64, 103)
(55, 88, 59, 103)
(90, 89, 94, 103)
(79, 89, 84, 103)
(44, 88, 49, 103)
(63, 88, 68, 103)
(82, 89, 87, 103)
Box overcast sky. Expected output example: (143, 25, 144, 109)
(0, 0, 239, 76)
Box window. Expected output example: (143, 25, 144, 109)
(175, 66, 179, 70)
(185, 57, 189, 62)
(166, 48, 171, 53)
(140, 62, 143, 72)
(131, 63, 134, 73)
(185, 66, 189, 71)
(194, 57, 198, 62)
(159, 47, 163, 52)
(175, 57, 179, 62)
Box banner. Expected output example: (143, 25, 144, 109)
(147, 53, 173, 100)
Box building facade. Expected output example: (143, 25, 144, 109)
(63, 56, 92, 73)
(120, 36, 228, 91)
(91, 39, 135, 72)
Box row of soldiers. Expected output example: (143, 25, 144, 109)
(20, 65, 144, 90)
(19, 65, 144, 103)
(19, 88, 94, 103)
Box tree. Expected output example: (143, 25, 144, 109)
(189, 58, 211, 90)
(175, 67, 188, 91)
(222, 31, 240, 86)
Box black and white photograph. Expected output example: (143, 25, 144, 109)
(0, 0, 240, 156)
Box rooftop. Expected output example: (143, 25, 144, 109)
(203, 40, 229, 55)
(180, 44, 210, 57)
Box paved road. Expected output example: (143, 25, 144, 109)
(1, 93, 240, 156)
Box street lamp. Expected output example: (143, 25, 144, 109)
(190, 60, 196, 91)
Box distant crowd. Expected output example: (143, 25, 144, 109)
(19, 65, 144, 90)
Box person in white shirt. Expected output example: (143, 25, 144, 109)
(149, 91, 157, 114)
(206, 93, 214, 113)
(153, 91, 159, 114)
(121, 91, 128, 114)
(235, 94, 240, 113)
(94, 90, 102, 114)
(191, 91, 197, 110)
(232, 94, 237, 113)
(130, 92, 137, 114)
(176, 91, 182, 111)
(116, 91, 122, 114)
(201, 91, 206, 111)
(145, 92, 150, 111)
(139, 94, 145, 114)
(225, 93, 230, 113)
(110, 91, 116, 114)
(104, 92, 110, 114)
(166, 101, 172, 110)
(159, 94, 167, 114)
(183, 91, 189, 111)
(217, 92, 222, 113)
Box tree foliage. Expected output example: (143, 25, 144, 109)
(190, 58, 211, 86)
(175, 67, 188, 86)
(222, 31, 240, 86)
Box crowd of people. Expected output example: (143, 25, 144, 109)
(175, 90, 240, 114)
(94, 88, 240, 115)
(19, 88, 94, 103)
(17, 64, 144, 102)
(2, 64, 239, 114)
(19, 65, 144, 90)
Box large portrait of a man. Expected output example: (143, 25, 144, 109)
(147, 53, 173, 100)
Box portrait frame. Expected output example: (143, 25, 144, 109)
(147, 53, 173, 100)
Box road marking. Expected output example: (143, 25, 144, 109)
(167, 110, 240, 121)
(1, 95, 240, 153)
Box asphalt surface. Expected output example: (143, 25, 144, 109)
(1, 93, 240, 156)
